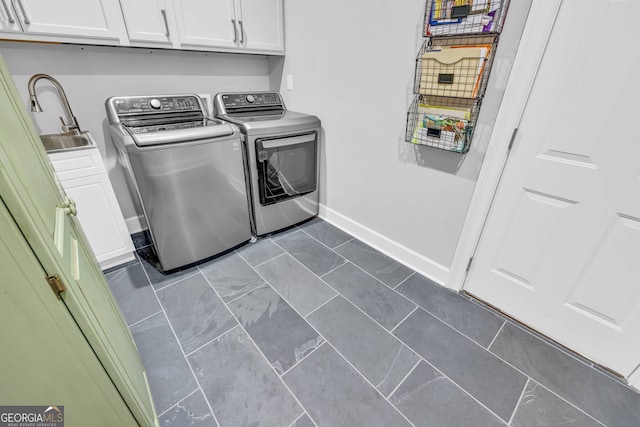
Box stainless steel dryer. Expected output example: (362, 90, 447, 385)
(214, 92, 321, 236)
(106, 94, 251, 271)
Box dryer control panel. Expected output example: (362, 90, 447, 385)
(219, 92, 283, 109)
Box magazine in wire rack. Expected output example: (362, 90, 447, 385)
(411, 102, 472, 153)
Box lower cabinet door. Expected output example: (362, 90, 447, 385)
(61, 173, 135, 270)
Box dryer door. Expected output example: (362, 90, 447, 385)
(256, 132, 317, 206)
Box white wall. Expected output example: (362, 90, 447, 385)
(273, 0, 531, 284)
(1, 0, 530, 286)
(0, 42, 271, 231)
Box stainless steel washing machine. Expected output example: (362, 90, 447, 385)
(214, 92, 321, 236)
(106, 94, 251, 271)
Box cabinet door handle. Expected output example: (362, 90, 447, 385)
(160, 9, 170, 37)
(15, 0, 29, 25)
(239, 20, 245, 44)
(231, 19, 238, 43)
(1, 0, 14, 23)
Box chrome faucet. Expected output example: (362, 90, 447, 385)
(28, 74, 81, 135)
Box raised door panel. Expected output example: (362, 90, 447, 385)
(236, 0, 283, 52)
(54, 203, 157, 426)
(61, 174, 135, 269)
(465, 0, 640, 377)
(119, 0, 172, 44)
(173, 0, 237, 48)
(0, 55, 156, 426)
(15, 0, 124, 40)
(0, 199, 138, 425)
(0, 0, 22, 32)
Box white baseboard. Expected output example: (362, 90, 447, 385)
(319, 204, 450, 286)
(125, 214, 146, 235)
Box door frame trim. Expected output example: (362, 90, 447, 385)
(448, 0, 563, 291)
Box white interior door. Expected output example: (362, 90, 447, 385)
(465, 0, 640, 378)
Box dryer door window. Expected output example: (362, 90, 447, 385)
(256, 132, 317, 206)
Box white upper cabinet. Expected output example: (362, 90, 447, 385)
(0, 0, 22, 32)
(236, 0, 283, 52)
(0, 0, 284, 54)
(119, 0, 174, 45)
(2, 0, 126, 41)
(172, 0, 237, 49)
(173, 0, 284, 53)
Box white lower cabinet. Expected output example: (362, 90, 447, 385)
(48, 143, 135, 270)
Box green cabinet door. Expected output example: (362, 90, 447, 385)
(0, 53, 157, 426)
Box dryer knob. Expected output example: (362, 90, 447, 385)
(246, 95, 255, 103)
(149, 99, 162, 109)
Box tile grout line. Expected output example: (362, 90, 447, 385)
(468, 296, 616, 377)
(223, 282, 268, 305)
(103, 258, 143, 278)
(298, 225, 354, 251)
(319, 259, 349, 278)
(411, 354, 511, 425)
(184, 324, 241, 358)
(527, 381, 608, 427)
(390, 306, 419, 334)
(272, 238, 423, 357)
(275, 229, 501, 351)
(480, 330, 609, 426)
(303, 293, 340, 319)
(127, 310, 163, 329)
(392, 271, 416, 290)
(271, 229, 348, 278)
(280, 341, 328, 379)
(386, 358, 422, 399)
(242, 256, 417, 427)
(198, 264, 310, 425)
(486, 320, 507, 350)
(330, 236, 355, 250)
(154, 387, 201, 419)
(270, 230, 533, 423)
(137, 263, 223, 427)
(507, 377, 530, 425)
(386, 309, 515, 425)
(498, 317, 595, 368)
(245, 254, 417, 427)
(287, 411, 307, 427)
(149, 269, 201, 293)
(251, 251, 287, 269)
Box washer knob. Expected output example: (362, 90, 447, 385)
(246, 94, 255, 103)
(149, 99, 162, 109)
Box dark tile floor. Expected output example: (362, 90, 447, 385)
(106, 218, 640, 427)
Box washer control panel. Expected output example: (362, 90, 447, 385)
(220, 92, 282, 109)
(113, 95, 202, 115)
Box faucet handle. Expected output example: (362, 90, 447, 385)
(59, 116, 81, 135)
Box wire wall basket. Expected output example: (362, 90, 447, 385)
(413, 34, 498, 99)
(406, 95, 480, 153)
(424, 0, 510, 37)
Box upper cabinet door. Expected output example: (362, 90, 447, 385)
(0, 0, 22, 32)
(236, 0, 283, 53)
(11, 0, 124, 40)
(119, 0, 173, 44)
(173, 0, 237, 49)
